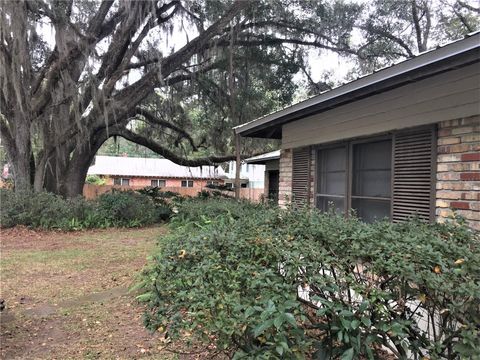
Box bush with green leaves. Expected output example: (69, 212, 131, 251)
(137, 198, 480, 359)
(135, 187, 179, 220)
(85, 174, 106, 185)
(0, 189, 160, 230)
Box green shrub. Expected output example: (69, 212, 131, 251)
(85, 174, 106, 185)
(0, 189, 160, 230)
(96, 190, 158, 227)
(136, 187, 177, 220)
(138, 199, 480, 359)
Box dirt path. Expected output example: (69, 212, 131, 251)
(0, 226, 216, 360)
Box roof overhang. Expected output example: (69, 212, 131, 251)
(234, 32, 480, 139)
(245, 150, 281, 164)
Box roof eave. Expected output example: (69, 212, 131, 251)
(235, 33, 480, 139)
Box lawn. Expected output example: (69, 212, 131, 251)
(0, 226, 216, 359)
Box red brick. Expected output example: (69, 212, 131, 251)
(450, 201, 470, 210)
(438, 129, 452, 137)
(461, 153, 480, 162)
(460, 172, 480, 181)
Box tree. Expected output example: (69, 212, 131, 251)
(1, 0, 478, 197)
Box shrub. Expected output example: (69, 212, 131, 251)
(96, 190, 158, 227)
(0, 189, 160, 230)
(138, 199, 480, 359)
(85, 174, 106, 185)
(136, 187, 177, 220)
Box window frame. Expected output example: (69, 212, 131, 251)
(181, 180, 194, 188)
(151, 179, 166, 187)
(114, 177, 130, 186)
(314, 134, 392, 220)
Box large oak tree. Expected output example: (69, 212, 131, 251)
(1, 0, 477, 197)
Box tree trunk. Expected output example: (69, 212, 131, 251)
(11, 119, 32, 192)
(63, 132, 107, 198)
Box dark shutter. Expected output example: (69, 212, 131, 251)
(392, 126, 436, 222)
(292, 147, 311, 206)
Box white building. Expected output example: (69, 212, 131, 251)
(224, 160, 266, 189)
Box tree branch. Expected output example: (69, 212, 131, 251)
(112, 0, 252, 111)
(110, 127, 239, 166)
(133, 107, 197, 150)
(356, 24, 415, 58)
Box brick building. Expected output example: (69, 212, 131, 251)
(87, 155, 226, 189)
(235, 33, 480, 230)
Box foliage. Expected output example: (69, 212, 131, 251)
(85, 175, 107, 185)
(4, 0, 478, 195)
(0, 189, 161, 230)
(138, 199, 480, 359)
(136, 187, 180, 220)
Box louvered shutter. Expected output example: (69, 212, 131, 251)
(392, 126, 436, 222)
(292, 147, 311, 206)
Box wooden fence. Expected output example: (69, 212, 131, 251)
(83, 184, 264, 202)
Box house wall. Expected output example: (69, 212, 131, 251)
(278, 120, 479, 229)
(104, 176, 223, 188)
(435, 116, 480, 230)
(282, 63, 480, 149)
(278, 149, 293, 207)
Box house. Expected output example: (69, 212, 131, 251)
(224, 160, 266, 189)
(235, 32, 480, 230)
(87, 155, 226, 189)
(245, 151, 281, 202)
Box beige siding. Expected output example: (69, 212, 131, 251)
(282, 63, 480, 149)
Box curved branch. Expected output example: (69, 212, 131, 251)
(133, 107, 197, 150)
(110, 127, 238, 166)
(356, 24, 415, 58)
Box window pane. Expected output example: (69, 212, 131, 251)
(325, 147, 347, 171)
(352, 198, 390, 223)
(151, 180, 157, 187)
(316, 196, 344, 214)
(353, 140, 391, 198)
(114, 178, 121, 185)
(122, 179, 130, 186)
(317, 146, 347, 196)
(181, 180, 187, 187)
(325, 171, 346, 195)
(159, 180, 166, 187)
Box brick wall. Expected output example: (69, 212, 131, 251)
(104, 176, 223, 188)
(310, 147, 316, 206)
(436, 115, 480, 230)
(278, 149, 293, 207)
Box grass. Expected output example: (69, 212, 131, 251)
(0, 225, 184, 359)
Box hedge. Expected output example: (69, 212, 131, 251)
(137, 198, 480, 359)
(0, 189, 165, 230)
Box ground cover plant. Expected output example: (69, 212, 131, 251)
(138, 198, 480, 359)
(0, 189, 164, 230)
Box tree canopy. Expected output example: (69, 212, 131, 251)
(1, 0, 478, 196)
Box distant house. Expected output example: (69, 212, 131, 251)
(245, 151, 280, 203)
(87, 155, 226, 189)
(235, 33, 480, 230)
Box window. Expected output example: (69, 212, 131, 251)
(351, 140, 392, 222)
(316, 146, 347, 213)
(181, 180, 194, 188)
(316, 138, 391, 222)
(151, 179, 166, 187)
(113, 178, 130, 186)
(207, 181, 219, 186)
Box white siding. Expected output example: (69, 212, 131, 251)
(282, 63, 480, 149)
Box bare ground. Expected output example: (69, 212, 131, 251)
(0, 226, 219, 360)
